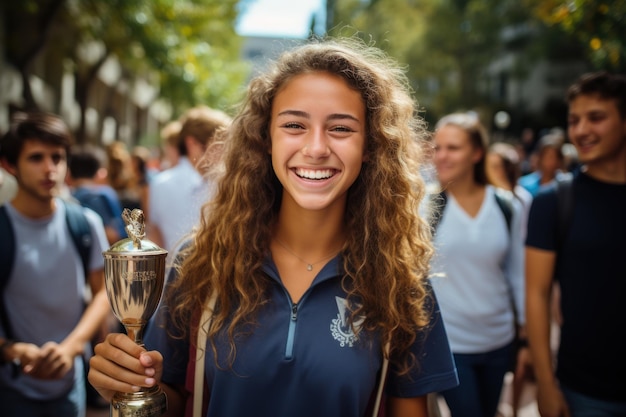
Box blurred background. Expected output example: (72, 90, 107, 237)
(1, 0, 624, 148)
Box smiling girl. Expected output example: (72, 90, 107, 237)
(88, 38, 458, 417)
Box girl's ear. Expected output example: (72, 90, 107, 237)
(472, 148, 484, 164)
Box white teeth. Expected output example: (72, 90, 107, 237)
(295, 168, 334, 180)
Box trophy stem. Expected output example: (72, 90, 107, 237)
(124, 324, 143, 345)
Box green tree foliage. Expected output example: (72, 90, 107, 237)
(3, 0, 247, 142)
(328, 0, 533, 121)
(526, 0, 626, 71)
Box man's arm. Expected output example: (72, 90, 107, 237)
(62, 268, 111, 357)
(525, 247, 569, 417)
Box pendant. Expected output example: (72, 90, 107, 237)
(306, 264, 313, 271)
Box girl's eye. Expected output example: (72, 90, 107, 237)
(331, 125, 353, 132)
(283, 122, 304, 129)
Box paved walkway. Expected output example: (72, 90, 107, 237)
(433, 371, 540, 417)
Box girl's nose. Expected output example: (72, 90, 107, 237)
(302, 129, 331, 158)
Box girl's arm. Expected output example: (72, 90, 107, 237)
(387, 395, 429, 417)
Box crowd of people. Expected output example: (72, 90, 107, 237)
(0, 37, 624, 417)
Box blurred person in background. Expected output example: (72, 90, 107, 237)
(0, 112, 110, 417)
(486, 141, 533, 240)
(159, 120, 182, 171)
(430, 113, 526, 417)
(105, 141, 133, 207)
(67, 144, 125, 244)
(486, 141, 535, 416)
(518, 133, 567, 197)
(126, 145, 152, 217)
(526, 72, 626, 417)
(147, 106, 231, 254)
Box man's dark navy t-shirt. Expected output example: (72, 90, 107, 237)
(526, 171, 626, 401)
(72, 185, 125, 238)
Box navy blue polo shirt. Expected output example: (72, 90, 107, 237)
(145, 256, 458, 417)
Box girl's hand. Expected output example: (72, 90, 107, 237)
(88, 333, 164, 402)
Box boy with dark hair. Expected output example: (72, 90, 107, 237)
(0, 112, 110, 417)
(68, 144, 126, 244)
(526, 72, 626, 416)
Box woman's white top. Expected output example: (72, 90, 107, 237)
(430, 185, 525, 354)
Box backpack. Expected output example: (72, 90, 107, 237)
(0, 200, 93, 339)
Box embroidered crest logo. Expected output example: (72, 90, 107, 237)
(330, 296, 364, 347)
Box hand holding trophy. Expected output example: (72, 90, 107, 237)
(102, 208, 168, 417)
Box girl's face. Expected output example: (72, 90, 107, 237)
(433, 124, 482, 186)
(270, 71, 366, 213)
(485, 152, 508, 189)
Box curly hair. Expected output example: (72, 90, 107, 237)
(167, 37, 434, 374)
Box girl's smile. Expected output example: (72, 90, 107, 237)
(270, 71, 366, 213)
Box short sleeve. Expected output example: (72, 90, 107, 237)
(385, 286, 459, 397)
(525, 184, 559, 251)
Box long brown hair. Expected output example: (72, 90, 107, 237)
(167, 38, 434, 373)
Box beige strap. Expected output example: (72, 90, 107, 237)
(193, 291, 218, 417)
(372, 342, 390, 417)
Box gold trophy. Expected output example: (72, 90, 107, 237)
(103, 208, 168, 417)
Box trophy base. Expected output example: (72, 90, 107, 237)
(110, 385, 167, 417)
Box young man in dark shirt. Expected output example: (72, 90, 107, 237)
(526, 72, 626, 417)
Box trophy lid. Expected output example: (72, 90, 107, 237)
(104, 237, 167, 255)
(103, 208, 167, 256)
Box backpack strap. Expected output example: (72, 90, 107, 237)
(0, 205, 15, 290)
(555, 175, 574, 251)
(493, 189, 513, 232)
(62, 200, 93, 281)
(0, 205, 16, 339)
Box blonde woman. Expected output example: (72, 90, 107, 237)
(430, 113, 526, 417)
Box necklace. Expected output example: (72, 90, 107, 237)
(274, 237, 343, 271)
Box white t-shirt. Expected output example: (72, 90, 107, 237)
(149, 157, 214, 254)
(430, 186, 525, 354)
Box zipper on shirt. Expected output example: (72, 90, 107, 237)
(285, 302, 298, 359)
